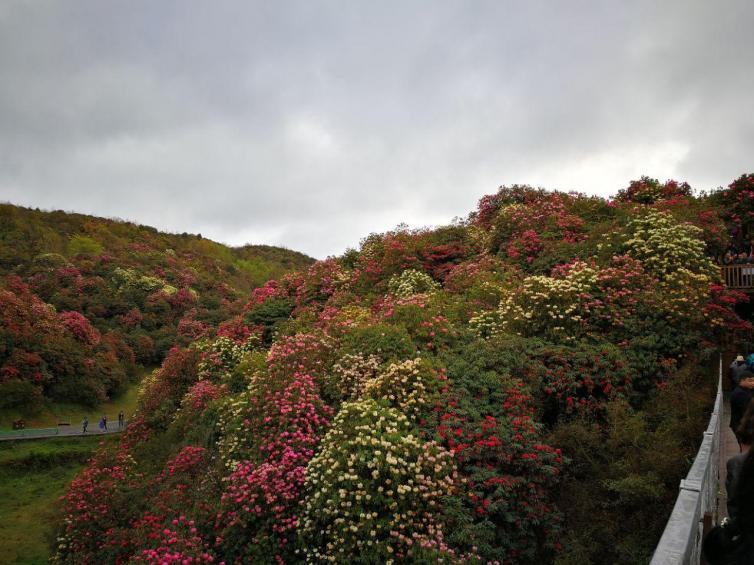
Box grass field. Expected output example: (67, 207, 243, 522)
(0, 367, 153, 431)
(0, 435, 118, 564)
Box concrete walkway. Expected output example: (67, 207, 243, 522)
(0, 420, 127, 442)
(718, 396, 741, 521)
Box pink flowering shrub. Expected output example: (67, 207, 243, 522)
(215, 372, 332, 562)
(59, 311, 102, 345)
(266, 331, 336, 388)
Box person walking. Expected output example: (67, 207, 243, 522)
(82, 416, 88, 434)
(731, 355, 750, 387)
(118, 410, 124, 430)
(728, 400, 754, 519)
(731, 375, 754, 448)
(98, 415, 106, 432)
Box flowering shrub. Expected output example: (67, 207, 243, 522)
(387, 269, 440, 299)
(615, 176, 692, 204)
(300, 399, 457, 563)
(434, 380, 564, 563)
(52, 176, 754, 565)
(534, 344, 632, 418)
(216, 372, 332, 470)
(480, 189, 587, 263)
(59, 311, 101, 345)
(215, 372, 331, 561)
(266, 331, 336, 387)
(327, 352, 382, 401)
(623, 210, 716, 280)
(180, 380, 226, 412)
(195, 335, 259, 382)
(364, 358, 445, 422)
(720, 173, 754, 234)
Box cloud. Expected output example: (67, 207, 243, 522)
(1, 0, 753, 258)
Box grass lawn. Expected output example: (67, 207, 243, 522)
(0, 435, 118, 564)
(0, 367, 154, 431)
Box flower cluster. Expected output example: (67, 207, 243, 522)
(364, 358, 444, 422)
(623, 209, 716, 280)
(300, 399, 457, 563)
(615, 176, 692, 204)
(215, 372, 331, 561)
(328, 352, 382, 401)
(387, 269, 440, 299)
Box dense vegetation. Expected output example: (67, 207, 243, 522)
(45, 174, 754, 563)
(0, 204, 313, 413)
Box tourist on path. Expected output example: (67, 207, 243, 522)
(730, 355, 750, 386)
(81, 417, 88, 434)
(118, 410, 124, 429)
(731, 375, 754, 446)
(99, 415, 107, 432)
(728, 400, 754, 519)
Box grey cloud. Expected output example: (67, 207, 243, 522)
(1, 0, 753, 258)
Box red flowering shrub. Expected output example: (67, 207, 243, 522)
(434, 381, 563, 563)
(59, 311, 101, 345)
(720, 173, 754, 237)
(615, 176, 692, 204)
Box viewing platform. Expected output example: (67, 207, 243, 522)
(721, 264, 754, 290)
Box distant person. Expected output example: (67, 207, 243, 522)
(81, 417, 88, 434)
(99, 415, 107, 432)
(731, 375, 754, 447)
(731, 356, 750, 386)
(118, 410, 124, 429)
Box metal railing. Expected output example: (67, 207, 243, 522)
(721, 264, 754, 289)
(649, 355, 724, 565)
(0, 427, 60, 439)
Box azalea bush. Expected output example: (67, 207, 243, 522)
(299, 399, 457, 563)
(52, 175, 754, 565)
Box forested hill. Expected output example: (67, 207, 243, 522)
(0, 203, 313, 409)
(49, 174, 754, 564)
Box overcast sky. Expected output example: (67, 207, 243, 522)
(1, 1, 753, 258)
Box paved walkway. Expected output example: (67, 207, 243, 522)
(0, 420, 127, 442)
(718, 396, 741, 521)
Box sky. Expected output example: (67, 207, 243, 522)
(1, 1, 753, 258)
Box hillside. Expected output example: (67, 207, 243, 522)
(51, 175, 754, 564)
(0, 204, 313, 413)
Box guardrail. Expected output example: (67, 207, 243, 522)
(649, 355, 723, 565)
(721, 264, 754, 289)
(0, 427, 60, 439)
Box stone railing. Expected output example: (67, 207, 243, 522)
(649, 355, 723, 564)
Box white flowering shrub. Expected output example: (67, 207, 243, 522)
(469, 309, 503, 339)
(328, 353, 382, 401)
(387, 269, 440, 299)
(300, 399, 456, 563)
(495, 265, 595, 342)
(623, 210, 717, 280)
(194, 335, 259, 381)
(363, 358, 442, 422)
